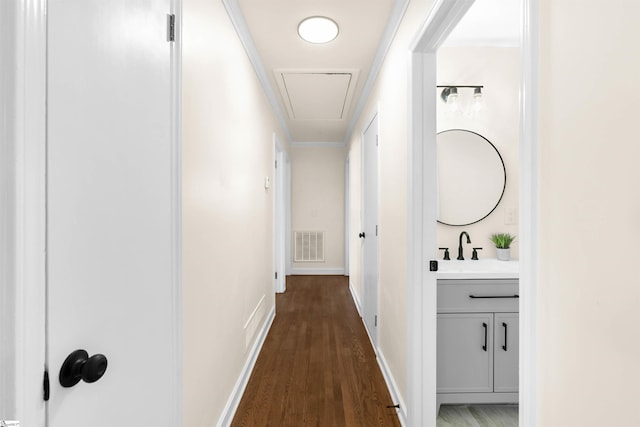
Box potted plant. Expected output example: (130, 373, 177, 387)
(490, 233, 516, 261)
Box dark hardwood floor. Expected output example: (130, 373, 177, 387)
(231, 275, 401, 427)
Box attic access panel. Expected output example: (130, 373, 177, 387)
(275, 69, 360, 121)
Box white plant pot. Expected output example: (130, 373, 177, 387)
(496, 248, 511, 261)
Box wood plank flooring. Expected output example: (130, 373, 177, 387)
(231, 275, 401, 427)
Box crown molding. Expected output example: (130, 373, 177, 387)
(222, 0, 293, 143)
(344, 0, 411, 145)
(290, 141, 347, 148)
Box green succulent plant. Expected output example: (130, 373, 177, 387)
(490, 233, 516, 249)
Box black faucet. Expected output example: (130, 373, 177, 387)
(457, 231, 471, 260)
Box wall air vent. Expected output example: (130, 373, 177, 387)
(294, 231, 325, 262)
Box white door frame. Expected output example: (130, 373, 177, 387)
(1, 0, 17, 417)
(273, 133, 288, 293)
(3, 1, 48, 424)
(285, 157, 293, 277)
(407, 0, 538, 426)
(344, 156, 350, 276)
(5, 2, 183, 425)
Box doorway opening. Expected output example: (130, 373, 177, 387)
(407, 0, 538, 426)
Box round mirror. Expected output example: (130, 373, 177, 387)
(437, 129, 506, 226)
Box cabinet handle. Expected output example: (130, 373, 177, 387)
(469, 294, 519, 299)
(482, 322, 488, 351)
(502, 322, 508, 351)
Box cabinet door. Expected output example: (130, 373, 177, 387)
(437, 313, 493, 393)
(494, 313, 519, 392)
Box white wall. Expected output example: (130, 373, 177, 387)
(537, 2, 640, 425)
(347, 0, 438, 406)
(290, 145, 346, 273)
(182, 0, 285, 424)
(436, 47, 520, 259)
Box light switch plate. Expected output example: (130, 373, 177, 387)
(505, 207, 518, 225)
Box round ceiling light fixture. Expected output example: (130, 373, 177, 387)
(297, 16, 339, 44)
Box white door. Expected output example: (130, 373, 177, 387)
(362, 114, 379, 344)
(47, 1, 179, 426)
(274, 139, 287, 293)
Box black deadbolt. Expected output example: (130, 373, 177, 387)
(359, 232, 366, 238)
(59, 349, 108, 387)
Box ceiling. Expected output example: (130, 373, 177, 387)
(444, 0, 521, 47)
(233, 0, 521, 145)
(238, 0, 396, 144)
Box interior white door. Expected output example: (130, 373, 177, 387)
(274, 142, 287, 293)
(46, 1, 178, 426)
(362, 114, 379, 344)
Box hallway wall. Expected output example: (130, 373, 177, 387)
(347, 0, 437, 408)
(290, 145, 346, 273)
(537, 1, 640, 425)
(182, 0, 286, 424)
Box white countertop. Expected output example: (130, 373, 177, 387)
(437, 259, 519, 279)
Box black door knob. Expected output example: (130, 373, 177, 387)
(359, 232, 366, 238)
(59, 349, 108, 387)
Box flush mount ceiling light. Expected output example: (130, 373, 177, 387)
(298, 16, 339, 44)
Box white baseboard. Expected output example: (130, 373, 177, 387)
(348, 284, 402, 424)
(290, 268, 345, 275)
(349, 281, 362, 316)
(376, 349, 408, 426)
(216, 306, 275, 427)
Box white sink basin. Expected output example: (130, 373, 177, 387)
(437, 259, 519, 279)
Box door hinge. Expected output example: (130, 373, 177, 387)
(167, 14, 176, 42)
(275, 272, 278, 280)
(376, 135, 379, 147)
(275, 160, 278, 169)
(376, 225, 378, 236)
(43, 370, 50, 401)
(375, 315, 378, 327)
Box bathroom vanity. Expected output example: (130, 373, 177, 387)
(436, 260, 519, 409)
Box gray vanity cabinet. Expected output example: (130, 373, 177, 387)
(494, 312, 519, 392)
(437, 313, 494, 393)
(437, 279, 519, 407)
